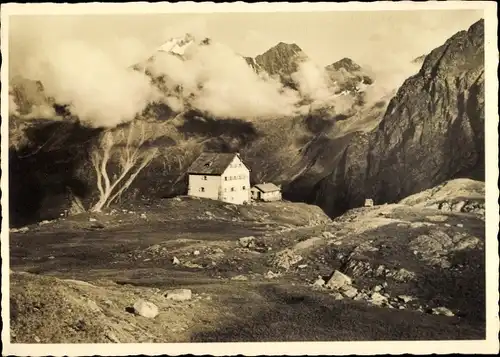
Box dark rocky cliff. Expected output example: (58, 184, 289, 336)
(314, 19, 485, 216)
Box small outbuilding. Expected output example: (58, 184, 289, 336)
(251, 183, 282, 202)
(364, 198, 374, 207)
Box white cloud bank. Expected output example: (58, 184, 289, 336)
(10, 21, 389, 127)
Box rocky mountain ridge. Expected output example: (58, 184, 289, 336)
(312, 19, 485, 216)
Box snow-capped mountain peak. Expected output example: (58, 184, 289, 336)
(157, 33, 196, 55)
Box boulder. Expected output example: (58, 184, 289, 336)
(133, 299, 159, 319)
(105, 331, 120, 343)
(265, 271, 281, 279)
(345, 259, 373, 277)
(453, 201, 466, 212)
(293, 237, 323, 251)
(86, 299, 102, 313)
(432, 307, 455, 317)
(312, 278, 326, 289)
(271, 249, 303, 270)
(353, 293, 365, 301)
(391, 268, 416, 282)
(183, 261, 203, 268)
(165, 289, 192, 301)
(398, 295, 414, 303)
(453, 235, 481, 250)
(325, 270, 352, 290)
(440, 202, 452, 212)
(103, 300, 113, 307)
(322, 231, 335, 239)
(369, 292, 387, 305)
(374, 265, 386, 277)
(341, 286, 358, 298)
(331, 292, 344, 300)
(231, 275, 248, 281)
(239, 236, 256, 248)
(426, 215, 448, 222)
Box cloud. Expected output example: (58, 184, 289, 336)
(147, 40, 301, 119)
(24, 39, 157, 127)
(9, 94, 19, 116)
(361, 60, 422, 104)
(10, 15, 393, 127)
(291, 60, 337, 108)
(9, 16, 161, 127)
(10, 15, 302, 125)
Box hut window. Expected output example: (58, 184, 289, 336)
(200, 187, 205, 192)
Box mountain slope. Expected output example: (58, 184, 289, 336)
(314, 19, 485, 216)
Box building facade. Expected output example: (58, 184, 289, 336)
(187, 153, 251, 204)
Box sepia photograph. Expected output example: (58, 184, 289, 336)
(1, 1, 498, 356)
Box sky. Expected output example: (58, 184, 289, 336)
(6, 9, 484, 127)
(9, 10, 483, 75)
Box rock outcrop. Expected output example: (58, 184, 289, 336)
(400, 178, 486, 217)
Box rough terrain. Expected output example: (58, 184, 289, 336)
(9, 179, 486, 343)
